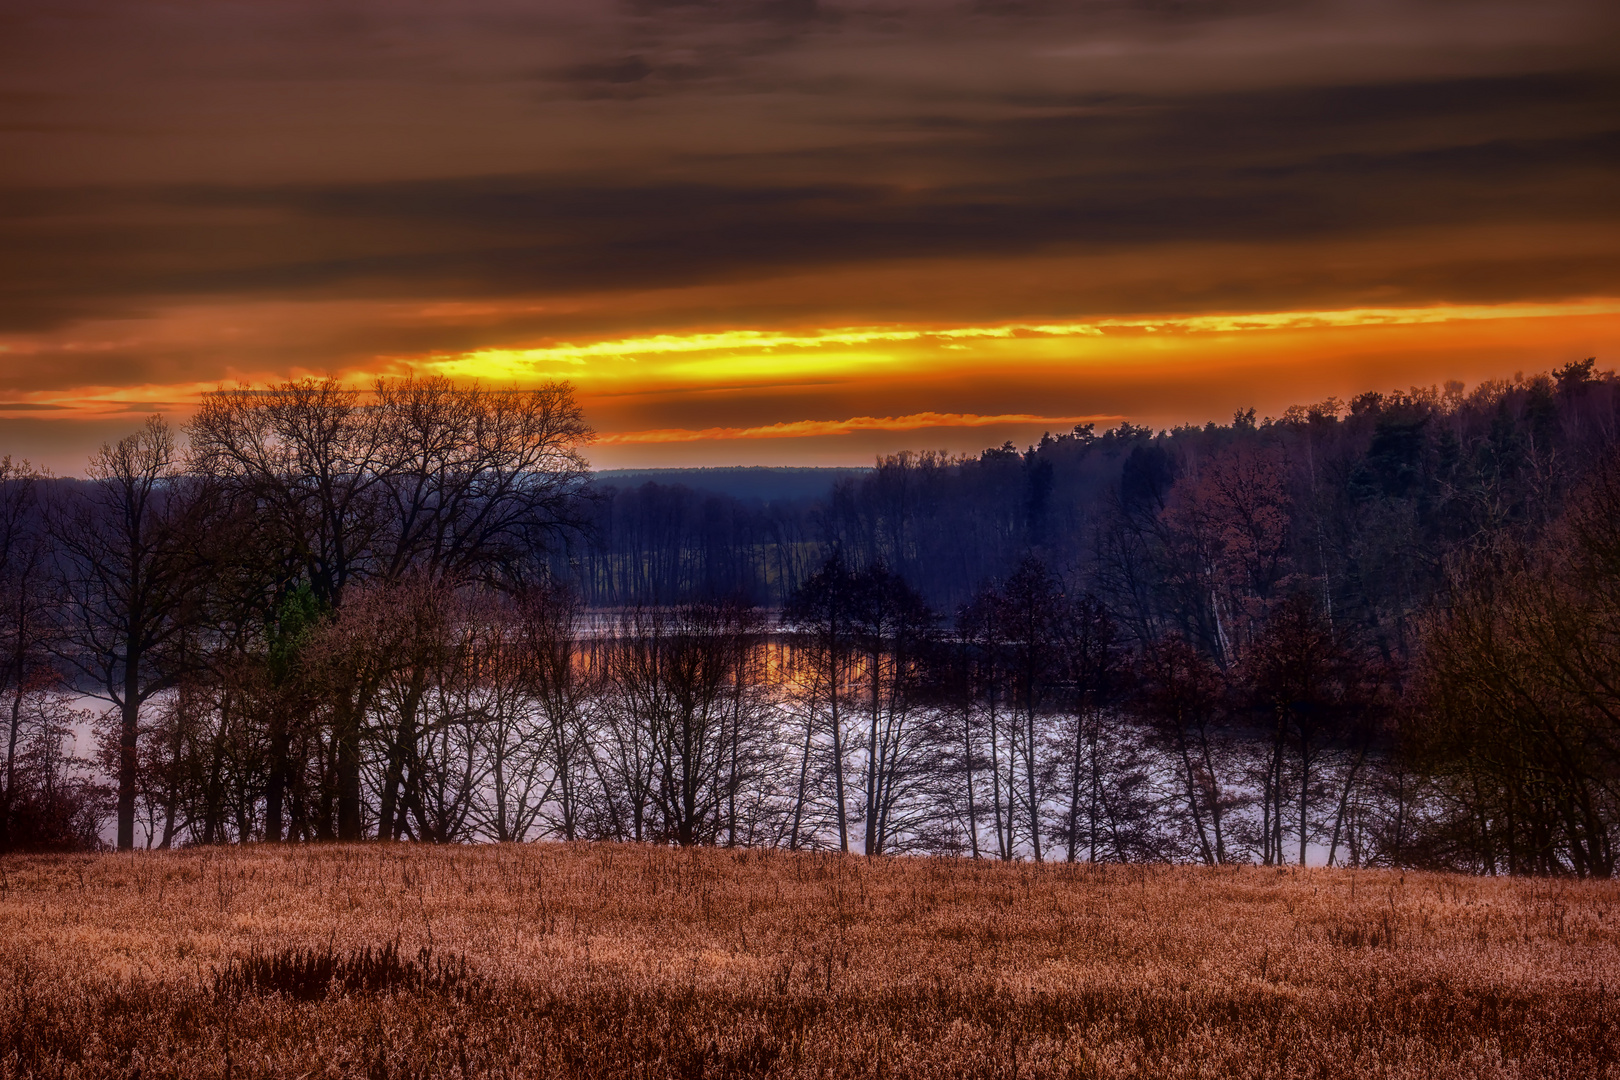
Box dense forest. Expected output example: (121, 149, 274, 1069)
(2, 362, 1617, 875)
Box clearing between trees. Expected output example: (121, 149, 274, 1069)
(1, 844, 1615, 1079)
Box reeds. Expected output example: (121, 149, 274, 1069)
(212, 942, 477, 1002)
(1, 846, 1615, 1078)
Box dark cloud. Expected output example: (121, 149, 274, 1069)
(0, 0, 1617, 441)
(562, 55, 656, 85)
(2, 68, 1616, 331)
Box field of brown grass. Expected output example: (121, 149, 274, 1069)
(1, 846, 1616, 1079)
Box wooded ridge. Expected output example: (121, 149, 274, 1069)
(1, 362, 1617, 875)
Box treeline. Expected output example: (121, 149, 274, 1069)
(1, 363, 1618, 874)
(0, 378, 593, 851)
(582, 360, 1619, 620)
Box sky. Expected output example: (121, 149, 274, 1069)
(2, 0, 1618, 472)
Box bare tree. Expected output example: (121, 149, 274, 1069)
(958, 587, 1014, 859)
(1245, 593, 1365, 866)
(189, 377, 591, 838)
(1053, 594, 1118, 863)
(997, 557, 1069, 862)
(1138, 637, 1234, 865)
(9, 689, 102, 850)
(0, 458, 56, 851)
(1413, 456, 1620, 876)
(516, 582, 596, 841)
(600, 603, 762, 846)
(851, 566, 935, 855)
(786, 556, 861, 851)
(470, 592, 552, 843)
(51, 418, 207, 850)
(371, 377, 594, 586)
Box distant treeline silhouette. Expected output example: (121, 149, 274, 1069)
(2, 362, 1618, 875)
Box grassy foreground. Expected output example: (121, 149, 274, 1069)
(1, 846, 1616, 1079)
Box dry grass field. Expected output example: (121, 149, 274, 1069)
(1, 846, 1616, 1079)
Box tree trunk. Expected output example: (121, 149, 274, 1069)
(1, 682, 22, 853)
(1177, 735, 1215, 865)
(117, 654, 141, 851)
(1025, 701, 1042, 863)
(962, 699, 979, 859)
(989, 694, 1007, 860)
(1089, 723, 1100, 863)
(336, 699, 363, 841)
(264, 711, 289, 843)
(1299, 742, 1310, 867)
(1198, 726, 1226, 863)
(379, 684, 423, 841)
(830, 650, 848, 853)
(865, 646, 881, 856)
(1325, 747, 1367, 867)
(788, 700, 814, 851)
(1066, 713, 1084, 863)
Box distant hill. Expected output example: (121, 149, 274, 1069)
(591, 466, 869, 503)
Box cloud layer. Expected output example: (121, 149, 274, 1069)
(595, 411, 1121, 444)
(1, 0, 1617, 467)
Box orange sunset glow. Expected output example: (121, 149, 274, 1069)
(3, 1, 1618, 470)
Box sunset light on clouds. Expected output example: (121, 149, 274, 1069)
(2, 0, 1618, 470)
